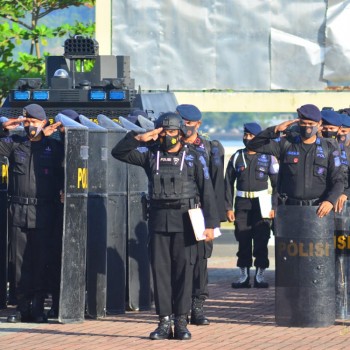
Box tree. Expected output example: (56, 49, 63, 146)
(0, 0, 96, 101)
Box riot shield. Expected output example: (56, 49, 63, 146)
(119, 116, 146, 133)
(97, 114, 128, 314)
(55, 114, 89, 323)
(126, 161, 151, 311)
(78, 115, 108, 319)
(275, 205, 335, 327)
(119, 118, 151, 311)
(137, 115, 155, 131)
(0, 156, 8, 309)
(334, 201, 350, 320)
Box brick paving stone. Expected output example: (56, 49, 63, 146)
(0, 237, 350, 350)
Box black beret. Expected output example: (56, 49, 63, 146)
(244, 122, 262, 135)
(23, 104, 46, 121)
(297, 104, 321, 122)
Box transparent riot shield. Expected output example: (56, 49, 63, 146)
(55, 114, 89, 323)
(78, 115, 108, 319)
(97, 114, 128, 314)
(275, 205, 335, 327)
(334, 201, 350, 320)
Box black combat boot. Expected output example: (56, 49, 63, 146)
(190, 297, 210, 325)
(47, 291, 59, 319)
(7, 296, 32, 323)
(254, 267, 269, 288)
(31, 294, 48, 323)
(174, 315, 191, 340)
(231, 267, 251, 288)
(149, 315, 173, 340)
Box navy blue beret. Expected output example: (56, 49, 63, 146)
(321, 110, 342, 127)
(341, 114, 350, 128)
(61, 109, 80, 122)
(244, 122, 262, 135)
(23, 103, 46, 121)
(176, 104, 202, 121)
(297, 104, 321, 122)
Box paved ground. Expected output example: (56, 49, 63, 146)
(1, 229, 350, 350)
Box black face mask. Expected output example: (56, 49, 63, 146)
(182, 125, 197, 139)
(299, 125, 318, 139)
(243, 138, 249, 147)
(322, 130, 338, 139)
(159, 134, 179, 151)
(24, 125, 42, 139)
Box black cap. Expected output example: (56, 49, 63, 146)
(155, 112, 183, 130)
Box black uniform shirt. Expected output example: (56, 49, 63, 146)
(0, 128, 64, 228)
(224, 149, 278, 211)
(187, 136, 226, 222)
(111, 131, 220, 232)
(248, 126, 344, 205)
(338, 142, 350, 198)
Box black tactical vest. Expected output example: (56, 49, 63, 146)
(149, 149, 198, 207)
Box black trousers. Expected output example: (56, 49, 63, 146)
(149, 229, 196, 316)
(8, 225, 49, 307)
(234, 197, 270, 269)
(192, 240, 213, 299)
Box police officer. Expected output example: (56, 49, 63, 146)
(225, 122, 279, 288)
(334, 113, 350, 213)
(176, 104, 225, 325)
(321, 109, 343, 144)
(2, 104, 63, 323)
(111, 112, 220, 341)
(248, 104, 344, 217)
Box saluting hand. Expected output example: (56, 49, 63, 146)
(2, 118, 26, 130)
(43, 122, 62, 136)
(334, 194, 347, 213)
(316, 201, 333, 218)
(134, 127, 163, 142)
(274, 119, 299, 133)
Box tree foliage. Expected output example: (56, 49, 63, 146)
(0, 0, 95, 102)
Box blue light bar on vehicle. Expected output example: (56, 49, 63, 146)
(89, 90, 106, 101)
(109, 90, 125, 100)
(32, 90, 49, 101)
(13, 90, 30, 101)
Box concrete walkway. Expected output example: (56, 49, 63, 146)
(0, 229, 349, 350)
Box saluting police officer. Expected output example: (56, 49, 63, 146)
(225, 122, 279, 288)
(111, 112, 220, 341)
(333, 112, 350, 213)
(248, 104, 344, 217)
(1, 104, 63, 323)
(176, 104, 226, 325)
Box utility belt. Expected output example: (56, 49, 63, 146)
(277, 195, 320, 206)
(150, 197, 197, 210)
(8, 196, 52, 205)
(236, 189, 268, 199)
